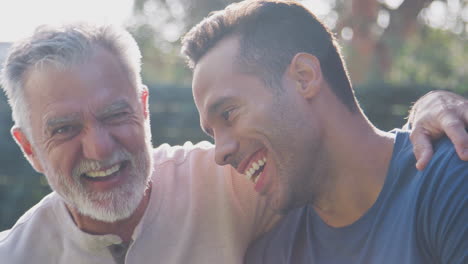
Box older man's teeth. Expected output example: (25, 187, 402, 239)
(245, 157, 267, 181)
(85, 164, 120, 178)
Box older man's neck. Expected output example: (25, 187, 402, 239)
(66, 186, 152, 242)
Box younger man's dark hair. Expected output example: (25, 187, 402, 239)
(181, 0, 358, 112)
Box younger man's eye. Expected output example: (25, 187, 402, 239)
(221, 108, 235, 121)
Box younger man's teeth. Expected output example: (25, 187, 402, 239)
(244, 157, 267, 180)
(254, 172, 262, 184)
(86, 164, 120, 178)
(253, 162, 259, 170)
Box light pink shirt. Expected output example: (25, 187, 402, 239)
(0, 142, 276, 263)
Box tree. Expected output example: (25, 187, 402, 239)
(129, 0, 467, 88)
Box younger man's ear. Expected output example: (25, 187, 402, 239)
(140, 85, 149, 119)
(288, 52, 323, 99)
(11, 127, 44, 173)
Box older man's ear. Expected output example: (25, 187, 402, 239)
(140, 85, 149, 119)
(11, 126, 44, 173)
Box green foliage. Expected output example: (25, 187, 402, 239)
(388, 28, 468, 92)
(129, 0, 468, 88)
(356, 83, 446, 130)
(129, 25, 193, 85)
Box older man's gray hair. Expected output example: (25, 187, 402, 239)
(0, 23, 143, 141)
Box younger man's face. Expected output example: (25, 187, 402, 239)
(192, 36, 325, 213)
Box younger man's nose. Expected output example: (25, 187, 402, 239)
(214, 133, 239, 166)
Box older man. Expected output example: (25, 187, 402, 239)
(0, 23, 466, 263)
(182, 1, 468, 263)
(0, 24, 276, 264)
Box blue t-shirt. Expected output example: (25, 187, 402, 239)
(245, 131, 467, 264)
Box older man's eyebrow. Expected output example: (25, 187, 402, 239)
(98, 100, 132, 117)
(45, 113, 81, 130)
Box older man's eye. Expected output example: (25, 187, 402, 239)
(108, 112, 129, 121)
(52, 125, 76, 136)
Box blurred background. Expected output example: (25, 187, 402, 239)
(0, 0, 467, 230)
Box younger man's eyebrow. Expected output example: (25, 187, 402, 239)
(207, 96, 232, 118)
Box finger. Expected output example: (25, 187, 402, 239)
(461, 108, 468, 160)
(443, 119, 468, 161)
(416, 148, 433, 171)
(410, 127, 435, 170)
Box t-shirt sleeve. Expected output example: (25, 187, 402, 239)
(418, 149, 468, 264)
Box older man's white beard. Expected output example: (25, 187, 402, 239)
(42, 144, 152, 223)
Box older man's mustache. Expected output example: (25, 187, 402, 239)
(71, 149, 133, 179)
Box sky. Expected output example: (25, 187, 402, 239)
(0, 0, 461, 43)
(0, 0, 134, 42)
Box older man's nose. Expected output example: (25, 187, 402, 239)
(81, 125, 115, 161)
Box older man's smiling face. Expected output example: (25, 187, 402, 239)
(23, 48, 153, 222)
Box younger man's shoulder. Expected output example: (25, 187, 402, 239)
(394, 130, 463, 171)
